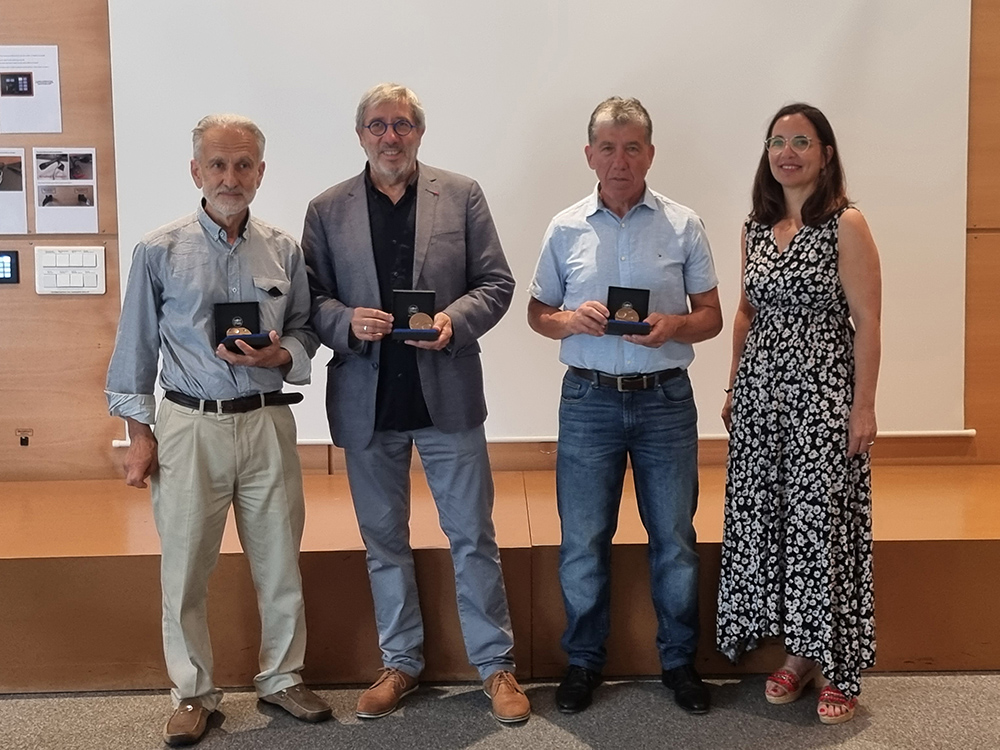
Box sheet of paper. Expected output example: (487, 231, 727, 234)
(0, 148, 28, 234)
(33, 147, 98, 233)
(0, 45, 62, 133)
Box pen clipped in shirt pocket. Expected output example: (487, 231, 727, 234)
(253, 276, 290, 332)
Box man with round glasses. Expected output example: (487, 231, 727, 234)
(364, 118, 415, 137)
(301, 83, 528, 723)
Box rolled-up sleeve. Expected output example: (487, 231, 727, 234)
(105, 242, 162, 424)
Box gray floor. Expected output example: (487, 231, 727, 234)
(2, 673, 998, 750)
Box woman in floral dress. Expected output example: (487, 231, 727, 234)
(716, 103, 881, 724)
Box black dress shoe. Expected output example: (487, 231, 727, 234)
(556, 665, 603, 713)
(661, 664, 710, 714)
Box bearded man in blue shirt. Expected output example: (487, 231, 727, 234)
(528, 97, 723, 716)
(106, 114, 329, 746)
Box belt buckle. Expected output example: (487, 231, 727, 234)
(616, 375, 640, 392)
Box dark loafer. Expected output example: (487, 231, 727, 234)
(260, 684, 332, 722)
(556, 665, 603, 713)
(661, 664, 710, 714)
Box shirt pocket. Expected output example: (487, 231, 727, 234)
(647, 254, 688, 315)
(253, 275, 291, 333)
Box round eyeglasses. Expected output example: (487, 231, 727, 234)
(364, 119, 415, 137)
(765, 135, 814, 154)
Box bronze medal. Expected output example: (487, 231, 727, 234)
(614, 302, 640, 322)
(227, 316, 251, 335)
(409, 312, 434, 329)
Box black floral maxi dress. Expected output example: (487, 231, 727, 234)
(716, 211, 875, 698)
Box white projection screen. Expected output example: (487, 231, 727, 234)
(108, 1, 970, 443)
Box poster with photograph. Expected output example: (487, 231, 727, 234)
(0, 148, 28, 234)
(33, 147, 97, 233)
(0, 46, 62, 133)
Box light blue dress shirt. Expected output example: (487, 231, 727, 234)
(105, 205, 318, 424)
(528, 185, 718, 374)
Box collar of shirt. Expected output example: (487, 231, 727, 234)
(197, 199, 251, 246)
(584, 184, 658, 220)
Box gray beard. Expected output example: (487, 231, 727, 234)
(367, 153, 416, 187)
(204, 192, 249, 220)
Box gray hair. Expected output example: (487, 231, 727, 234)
(587, 97, 653, 145)
(192, 114, 266, 160)
(355, 83, 426, 132)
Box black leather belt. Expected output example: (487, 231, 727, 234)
(569, 366, 683, 392)
(165, 390, 303, 414)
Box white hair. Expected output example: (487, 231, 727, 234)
(192, 114, 265, 159)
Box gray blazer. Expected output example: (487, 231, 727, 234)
(302, 163, 515, 450)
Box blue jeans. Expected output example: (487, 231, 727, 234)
(556, 368, 700, 672)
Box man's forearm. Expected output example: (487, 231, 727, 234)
(125, 416, 155, 440)
(527, 298, 573, 340)
(669, 305, 724, 344)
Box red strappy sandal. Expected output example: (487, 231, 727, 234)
(817, 684, 857, 724)
(764, 666, 817, 705)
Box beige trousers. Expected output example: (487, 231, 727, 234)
(151, 398, 307, 710)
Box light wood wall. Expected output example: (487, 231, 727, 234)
(964, 0, 1000, 463)
(2, 0, 998, 481)
(0, 1, 122, 481)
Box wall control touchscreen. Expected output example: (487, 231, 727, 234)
(0, 73, 33, 97)
(0, 251, 19, 284)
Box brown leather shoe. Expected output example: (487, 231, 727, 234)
(260, 684, 332, 722)
(163, 699, 210, 746)
(483, 670, 531, 723)
(356, 667, 419, 719)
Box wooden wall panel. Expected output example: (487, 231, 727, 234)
(1, 1, 119, 235)
(965, 235, 1000, 461)
(0, 0, 122, 480)
(968, 0, 1000, 228)
(872, 540, 1000, 670)
(962, 0, 1000, 461)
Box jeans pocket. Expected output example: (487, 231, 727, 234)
(658, 373, 694, 404)
(561, 374, 590, 402)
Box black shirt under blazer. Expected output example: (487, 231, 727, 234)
(301, 163, 515, 451)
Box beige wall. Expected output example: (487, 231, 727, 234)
(2, 0, 997, 481)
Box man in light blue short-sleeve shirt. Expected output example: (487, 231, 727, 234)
(528, 96, 722, 716)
